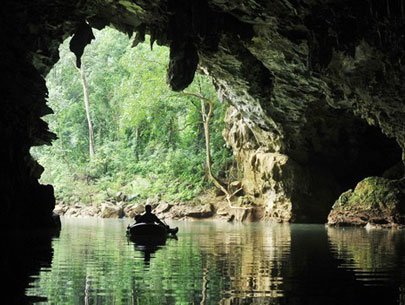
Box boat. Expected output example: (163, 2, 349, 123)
(127, 222, 167, 236)
(126, 222, 178, 244)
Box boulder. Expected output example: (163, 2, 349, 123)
(155, 202, 172, 214)
(216, 207, 229, 216)
(64, 208, 80, 217)
(81, 206, 100, 217)
(184, 203, 214, 218)
(100, 204, 122, 218)
(124, 204, 145, 218)
(327, 177, 405, 227)
(53, 204, 68, 215)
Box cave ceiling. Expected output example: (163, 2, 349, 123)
(7, 0, 402, 151)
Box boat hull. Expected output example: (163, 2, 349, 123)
(127, 223, 168, 245)
(127, 223, 168, 236)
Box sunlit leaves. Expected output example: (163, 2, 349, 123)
(34, 27, 231, 204)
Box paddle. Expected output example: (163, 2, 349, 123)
(161, 219, 178, 236)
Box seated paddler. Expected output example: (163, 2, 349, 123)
(136, 204, 167, 227)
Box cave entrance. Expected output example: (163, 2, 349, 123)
(294, 106, 403, 223)
(31, 27, 231, 213)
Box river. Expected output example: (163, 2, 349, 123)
(25, 217, 405, 305)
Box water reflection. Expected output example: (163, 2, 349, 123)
(327, 227, 405, 273)
(285, 225, 404, 305)
(193, 222, 291, 304)
(129, 235, 178, 265)
(23, 218, 405, 305)
(328, 227, 405, 302)
(1, 227, 59, 305)
(133, 243, 161, 264)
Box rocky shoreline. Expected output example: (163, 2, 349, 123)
(54, 176, 405, 229)
(54, 193, 263, 223)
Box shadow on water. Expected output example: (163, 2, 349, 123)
(128, 234, 178, 265)
(327, 227, 405, 303)
(0, 227, 60, 305)
(284, 225, 403, 305)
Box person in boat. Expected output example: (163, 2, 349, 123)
(136, 204, 167, 227)
(132, 204, 179, 236)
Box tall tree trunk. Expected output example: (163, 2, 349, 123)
(201, 100, 213, 179)
(181, 91, 242, 206)
(133, 126, 139, 161)
(196, 119, 205, 153)
(168, 116, 177, 149)
(77, 63, 95, 159)
(200, 97, 231, 199)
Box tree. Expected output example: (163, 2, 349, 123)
(182, 87, 240, 206)
(33, 27, 232, 205)
(76, 62, 95, 159)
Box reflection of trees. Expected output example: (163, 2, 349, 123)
(193, 222, 291, 305)
(27, 220, 405, 305)
(26, 218, 141, 305)
(327, 227, 404, 271)
(26, 219, 291, 305)
(281, 225, 402, 305)
(327, 227, 405, 304)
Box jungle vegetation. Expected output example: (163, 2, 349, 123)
(32, 27, 232, 205)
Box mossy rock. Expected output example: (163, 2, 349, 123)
(328, 177, 405, 227)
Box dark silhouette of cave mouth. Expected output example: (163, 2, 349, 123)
(334, 124, 403, 188)
(293, 108, 403, 223)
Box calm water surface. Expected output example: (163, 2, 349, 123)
(26, 217, 405, 305)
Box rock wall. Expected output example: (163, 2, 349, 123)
(222, 102, 402, 222)
(197, 0, 405, 222)
(0, 12, 58, 228)
(1, 0, 404, 227)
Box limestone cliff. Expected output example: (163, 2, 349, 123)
(1, 0, 404, 227)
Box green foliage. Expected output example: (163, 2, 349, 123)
(32, 27, 232, 205)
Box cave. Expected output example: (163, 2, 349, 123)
(1, 0, 405, 229)
(290, 106, 403, 222)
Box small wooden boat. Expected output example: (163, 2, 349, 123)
(127, 222, 167, 236)
(126, 222, 178, 244)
